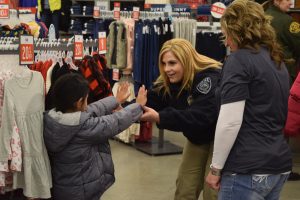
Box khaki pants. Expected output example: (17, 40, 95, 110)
(174, 140, 217, 200)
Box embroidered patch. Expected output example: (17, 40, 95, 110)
(289, 22, 300, 34)
(196, 77, 212, 94)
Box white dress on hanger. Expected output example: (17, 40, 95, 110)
(0, 70, 52, 198)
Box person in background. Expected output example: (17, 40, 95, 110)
(206, 0, 292, 199)
(264, 0, 300, 83)
(38, 0, 61, 38)
(140, 38, 222, 200)
(43, 73, 147, 200)
(264, 0, 300, 181)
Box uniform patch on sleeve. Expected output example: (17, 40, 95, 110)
(289, 22, 300, 34)
(196, 77, 212, 94)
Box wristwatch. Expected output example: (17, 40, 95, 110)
(210, 164, 222, 176)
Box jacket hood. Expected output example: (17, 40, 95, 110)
(43, 110, 82, 153)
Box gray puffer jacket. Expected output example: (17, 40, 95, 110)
(43, 96, 142, 200)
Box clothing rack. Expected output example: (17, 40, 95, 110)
(0, 37, 99, 54)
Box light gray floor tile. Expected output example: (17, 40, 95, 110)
(102, 128, 300, 200)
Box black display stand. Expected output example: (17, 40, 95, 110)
(133, 129, 183, 156)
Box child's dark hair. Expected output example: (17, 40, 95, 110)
(52, 73, 89, 113)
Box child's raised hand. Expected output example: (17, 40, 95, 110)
(116, 81, 130, 104)
(136, 85, 147, 107)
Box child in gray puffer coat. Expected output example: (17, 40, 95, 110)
(43, 73, 147, 200)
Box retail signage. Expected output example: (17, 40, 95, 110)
(132, 7, 140, 20)
(19, 35, 34, 65)
(144, 4, 151, 9)
(210, 2, 226, 18)
(112, 68, 119, 81)
(0, 4, 9, 19)
(95, 0, 109, 11)
(114, 2, 120, 20)
(94, 6, 100, 18)
(0, 0, 9, 4)
(98, 32, 107, 55)
(74, 35, 83, 60)
(144, 4, 191, 13)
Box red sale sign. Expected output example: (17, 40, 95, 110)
(98, 32, 107, 55)
(132, 7, 140, 20)
(114, 2, 120, 20)
(210, 2, 226, 19)
(19, 35, 34, 65)
(0, 0, 9, 4)
(74, 35, 83, 60)
(0, 4, 9, 19)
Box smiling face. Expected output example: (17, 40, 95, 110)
(161, 51, 184, 84)
(275, 0, 292, 12)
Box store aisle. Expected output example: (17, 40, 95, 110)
(102, 127, 300, 200)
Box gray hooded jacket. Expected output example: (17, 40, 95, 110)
(43, 96, 142, 200)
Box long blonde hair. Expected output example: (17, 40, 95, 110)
(221, 0, 284, 67)
(153, 38, 222, 97)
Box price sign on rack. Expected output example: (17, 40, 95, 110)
(114, 2, 120, 20)
(0, 4, 9, 18)
(74, 35, 83, 60)
(19, 35, 34, 65)
(98, 32, 107, 55)
(112, 68, 119, 81)
(132, 7, 140, 20)
(93, 6, 100, 18)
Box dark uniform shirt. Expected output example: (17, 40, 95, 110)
(266, 5, 300, 82)
(146, 68, 221, 145)
(221, 48, 292, 174)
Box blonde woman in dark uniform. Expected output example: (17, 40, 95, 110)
(140, 38, 222, 200)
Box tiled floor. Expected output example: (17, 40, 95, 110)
(102, 127, 300, 200)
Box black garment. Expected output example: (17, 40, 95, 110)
(59, 0, 71, 32)
(147, 68, 221, 145)
(40, 9, 60, 38)
(0, 189, 26, 200)
(220, 48, 292, 174)
(196, 32, 227, 62)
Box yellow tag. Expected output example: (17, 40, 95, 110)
(289, 22, 300, 34)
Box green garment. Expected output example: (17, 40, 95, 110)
(266, 5, 300, 83)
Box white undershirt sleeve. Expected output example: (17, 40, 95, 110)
(211, 100, 246, 169)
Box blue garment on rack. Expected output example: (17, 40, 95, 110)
(20, 0, 37, 7)
(133, 20, 144, 94)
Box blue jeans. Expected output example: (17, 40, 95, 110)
(219, 173, 289, 200)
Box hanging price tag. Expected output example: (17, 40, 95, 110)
(114, 2, 120, 20)
(112, 68, 120, 81)
(98, 32, 107, 55)
(93, 6, 100, 18)
(132, 7, 140, 20)
(19, 35, 34, 65)
(0, 4, 9, 19)
(74, 35, 83, 60)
